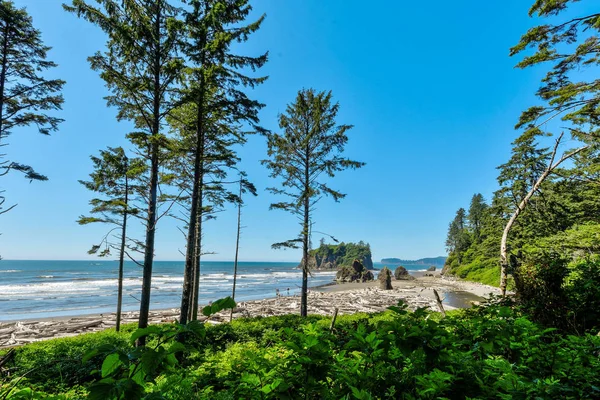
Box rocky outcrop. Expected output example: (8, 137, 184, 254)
(300, 242, 374, 270)
(394, 266, 415, 281)
(336, 260, 374, 283)
(427, 266, 436, 272)
(378, 267, 393, 290)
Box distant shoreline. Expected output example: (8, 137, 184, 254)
(0, 273, 500, 348)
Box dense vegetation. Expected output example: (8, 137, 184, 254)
(444, 2, 600, 298)
(307, 241, 373, 270)
(2, 300, 600, 400)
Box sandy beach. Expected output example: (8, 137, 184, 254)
(0, 274, 500, 348)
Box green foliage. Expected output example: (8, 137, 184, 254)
(0, 0, 65, 215)
(81, 321, 206, 400)
(263, 88, 364, 316)
(4, 304, 600, 399)
(515, 255, 600, 332)
(201, 297, 236, 317)
(309, 241, 373, 269)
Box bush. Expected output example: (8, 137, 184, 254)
(516, 254, 600, 333)
(3, 302, 600, 399)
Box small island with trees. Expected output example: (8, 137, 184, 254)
(301, 241, 373, 271)
(1, 0, 600, 399)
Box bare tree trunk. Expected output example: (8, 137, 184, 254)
(230, 178, 243, 322)
(138, 2, 162, 346)
(179, 78, 205, 325)
(116, 168, 129, 332)
(301, 145, 310, 317)
(500, 133, 589, 295)
(191, 186, 203, 321)
(0, 22, 9, 142)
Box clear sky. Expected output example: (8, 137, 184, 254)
(0, 0, 579, 262)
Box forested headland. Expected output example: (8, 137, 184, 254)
(2, 0, 600, 399)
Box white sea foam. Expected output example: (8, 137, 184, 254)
(0, 270, 21, 273)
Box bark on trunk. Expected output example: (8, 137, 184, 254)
(0, 22, 9, 139)
(138, 2, 162, 346)
(116, 169, 129, 332)
(230, 178, 243, 322)
(301, 144, 310, 317)
(500, 134, 589, 296)
(179, 79, 206, 325)
(191, 171, 203, 321)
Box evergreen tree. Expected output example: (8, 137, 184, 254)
(77, 147, 145, 331)
(64, 0, 184, 342)
(0, 0, 64, 215)
(263, 89, 364, 317)
(445, 208, 470, 263)
(511, 1, 600, 143)
(175, 0, 266, 324)
(467, 193, 488, 244)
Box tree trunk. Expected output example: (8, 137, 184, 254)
(179, 82, 205, 325)
(0, 22, 9, 139)
(230, 178, 243, 322)
(116, 169, 129, 332)
(138, 2, 162, 345)
(301, 144, 310, 317)
(191, 163, 204, 321)
(500, 134, 589, 296)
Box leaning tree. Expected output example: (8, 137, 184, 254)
(497, 0, 599, 295)
(263, 89, 364, 317)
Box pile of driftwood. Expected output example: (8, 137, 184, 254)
(0, 309, 180, 348)
(229, 288, 437, 320)
(0, 288, 439, 348)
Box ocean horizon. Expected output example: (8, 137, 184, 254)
(0, 260, 430, 321)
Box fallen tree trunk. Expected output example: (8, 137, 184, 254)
(500, 133, 589, 296)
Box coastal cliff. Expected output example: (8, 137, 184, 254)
(300, 241, 374, 270)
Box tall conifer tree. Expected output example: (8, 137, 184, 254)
(175, 0, 266, 324)
(64, 0, 184, 341)
(77, 147, 146, 331)
(0, 0, 64, 215)
(263, 89, 364, 317)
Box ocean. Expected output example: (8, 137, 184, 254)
(0, 260, 431, 321)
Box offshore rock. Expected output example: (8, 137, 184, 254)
(336, 260, 374, 283)
(378, 267, 393, 290)
(394, 266, 415, 281)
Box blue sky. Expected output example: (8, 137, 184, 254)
(0, 0, 570, 262)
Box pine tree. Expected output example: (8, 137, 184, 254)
(263, 89, 364, 317)
(511, 1, 600, 143)
(64, 0, 184, 342)
(77, 147, 146, 331)
(467, 194, 488, 244)
(446, 208, 470, 263)
(175, 0, 266, 324)
(0, 0, 64, 215)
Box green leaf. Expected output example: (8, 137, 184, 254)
(202, 296, 236, 317)
(83, 344, 116, 363)
(88, 379, 117, 400)
(184, 320, 206, 338)
(101, 353, 123, 378)
(130, 325, 162, 344)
